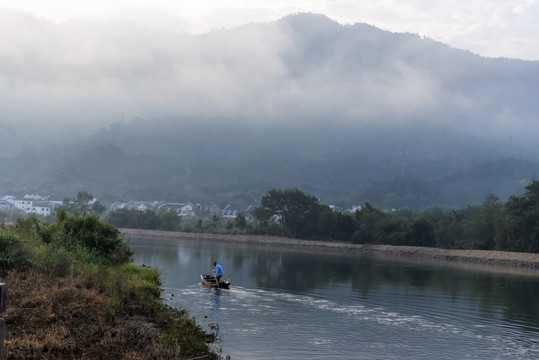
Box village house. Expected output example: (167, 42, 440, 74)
(109, 201, 220, 218)
(124, 201, 155, 211)
(221, 205, 238, 219)
(157, 202, 194, 217)
(2, 195, 55, 216)
(30, 202, 52, 216)
(194, 204, 220, 218)
(109, 202, 127, 211)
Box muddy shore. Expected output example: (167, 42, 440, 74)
(121, 228, 539, 270)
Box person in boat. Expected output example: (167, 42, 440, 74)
(213, 261, 224, 283)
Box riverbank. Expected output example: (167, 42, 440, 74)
(3, 268, 218, 360)
(3, 271, 160, 359)
(1, 214, 219, 360)
(121, 228, 539, 269)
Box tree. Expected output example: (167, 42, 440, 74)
(160, 209, 182, 231)
(351, 203, 386, 244)
(106, 208, 131, 228)
(106, 208, 161, 230)
(497, 180, 539, 252)
(406, 213, 435, 247)
(62, 191, 106, 215)
(317, 206, 355, 241)
(434, 210, 466, 249)
(210, 214, 221, 230)
(252, 188, 323, 238)
(472, 193, 503, 250)
(233, 213, 248, 229)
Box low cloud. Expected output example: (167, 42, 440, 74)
(0, 10, 537, 148)
(0, 11, 447, 127)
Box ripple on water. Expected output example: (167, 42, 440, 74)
(159, 281, 538, 360)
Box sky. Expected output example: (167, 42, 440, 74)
(2, 0, 539, 60)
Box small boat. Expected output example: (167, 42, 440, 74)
(200, 274, 231, 289)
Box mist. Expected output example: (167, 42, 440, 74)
(2, 10, 538, 150)
(2, 10, 539, 207)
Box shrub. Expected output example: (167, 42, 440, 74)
(0, 231, 32, 274)
(38, 210, 134, 265)
(33, 244, 73, 277)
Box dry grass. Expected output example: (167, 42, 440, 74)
(2, 271, 162, 360)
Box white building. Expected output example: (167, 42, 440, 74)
(221, 205, 238, 219)
(180, 203, 194, 216)
(10, 197, 53, 215)
(31, 202, 52, 216)
(13, 199, 33, 213)
(125, 201, 153, 211)
(157, 202, 195, 216)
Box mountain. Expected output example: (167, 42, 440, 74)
(1, 13, 539, 209)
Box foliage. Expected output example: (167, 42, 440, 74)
(106, 208, 162, 229)
(61, 191, 107, 215)
(249, 182, 539, 252)
(318, 206, 355, 241)
(496, 181, 539, 252)
(160, 208, 182, 231)
(0, 231, 32, 274)
(471, 193, 503, 250)
(434, 210, 468, 249)
(407, 213, 436, 247)
(1, 209, 218, 359)
(36, 209, 133, 266)
(104, 181, 539, 253)
(233, 212, 248, 229)
(107, 207, 253, 235)
(106, 208, 181, 231)
(87, 263, 217, 358)
(77, 261, 216, 358)
(252, 188, 326, 239)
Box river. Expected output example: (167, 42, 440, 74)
(129, 236, 539, 360)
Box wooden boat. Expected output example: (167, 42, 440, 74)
(200, 274, 231, 289)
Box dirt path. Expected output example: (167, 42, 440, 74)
(121, 229, 539, 269)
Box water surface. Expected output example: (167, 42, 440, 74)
(130, 236, 539, 359)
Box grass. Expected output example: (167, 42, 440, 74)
(0, 213, 219, 360)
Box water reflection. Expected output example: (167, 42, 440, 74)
(213, 289, 222, 316)
(129, 236, 539, 359)
(235, 247, 539, 333)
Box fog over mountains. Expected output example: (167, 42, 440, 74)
(1, 12, 539, 209)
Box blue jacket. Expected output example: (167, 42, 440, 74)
(215, 264, 224, 277)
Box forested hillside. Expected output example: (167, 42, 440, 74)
(1, 13, 538, 209)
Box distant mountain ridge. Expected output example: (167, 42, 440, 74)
(1, 13, 538, 209)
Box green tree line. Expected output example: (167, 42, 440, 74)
(106, 207, 253, 234)
(104, 180, 539, 253)
(249, 183, 539, 252)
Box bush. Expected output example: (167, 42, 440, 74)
(38, 209, 133, 265)
(0, 231, 32, 274)
(34, 244, 74, 277)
